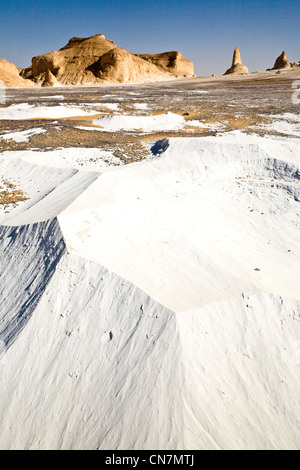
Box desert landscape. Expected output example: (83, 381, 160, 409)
(0, 27, 300, 451)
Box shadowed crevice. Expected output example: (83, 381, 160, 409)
(0, 217, 66, 349)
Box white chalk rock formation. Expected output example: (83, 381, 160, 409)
(20, 34, 194, 86)
(224, 47, 249, 75)
(0, 133, 300, 449)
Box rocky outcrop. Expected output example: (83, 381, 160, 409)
(20, 34, 195, 86)
(272, 51, 291, 69)
(91, 47, 171, 83)
(41, 69, 60, 87)
(21, 34, 118, 85)
(224, 47, 249, 75)
(0, 59, 34, 88)
(135, 51, 194, 77)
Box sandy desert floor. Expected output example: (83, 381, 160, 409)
(0, 69, 299, 450)
(1, 69, 300, 155)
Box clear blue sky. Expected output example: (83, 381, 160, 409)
(0, 0, 299, 76)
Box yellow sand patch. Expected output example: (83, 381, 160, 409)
(0, 178, 29, 211)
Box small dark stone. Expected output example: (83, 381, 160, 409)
(150, 138, 170, 156)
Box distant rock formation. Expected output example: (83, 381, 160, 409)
(272, 51, 291, 69)
(20, 34, 195, 86)
(0, 59, 34, 88)
(135, 51, 194, 77)
(224, 47, 249, 75)
(21, 34, 118, 85)
(89, 47, 171, 83)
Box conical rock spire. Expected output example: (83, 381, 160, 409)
(224, 46, 249, 75)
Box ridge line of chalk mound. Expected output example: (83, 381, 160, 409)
(0, 216, 178, 351)
(54, 135, 300, 311)
(2, 212, 299, 346)
(0, 158, 101, 226)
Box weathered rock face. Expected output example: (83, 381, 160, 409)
(135, 51, 194, 77)
(91, 47, 171, 83)
(22, 34, 117, 85)
(41, 69, 60, 87)
(224, 47, 249, 75)
(272, 51, 291, 69)
(0, 59, 34, 88)
(21, 34, 195, 86)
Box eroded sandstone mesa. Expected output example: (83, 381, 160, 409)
(272, 51, 291, 69)
(135, 51, 194, 77)
(21, 34, 118, 85)
(88, 47, 171, 83)
(20, 33, 195, 86)
(0, 59, 34, 87)
(224, 47, 249, 75)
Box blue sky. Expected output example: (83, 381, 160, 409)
(0, 0, 299, 76)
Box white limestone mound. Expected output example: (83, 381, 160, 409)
(93, 112, 186, 132)
(0, 133, 300, 450)
(0, 103, 99, 120)
(2, 147, 123, 171)
(0, 128, 47, 143)
(0, 157, 99, 226)
(58, 134, 300, 311)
